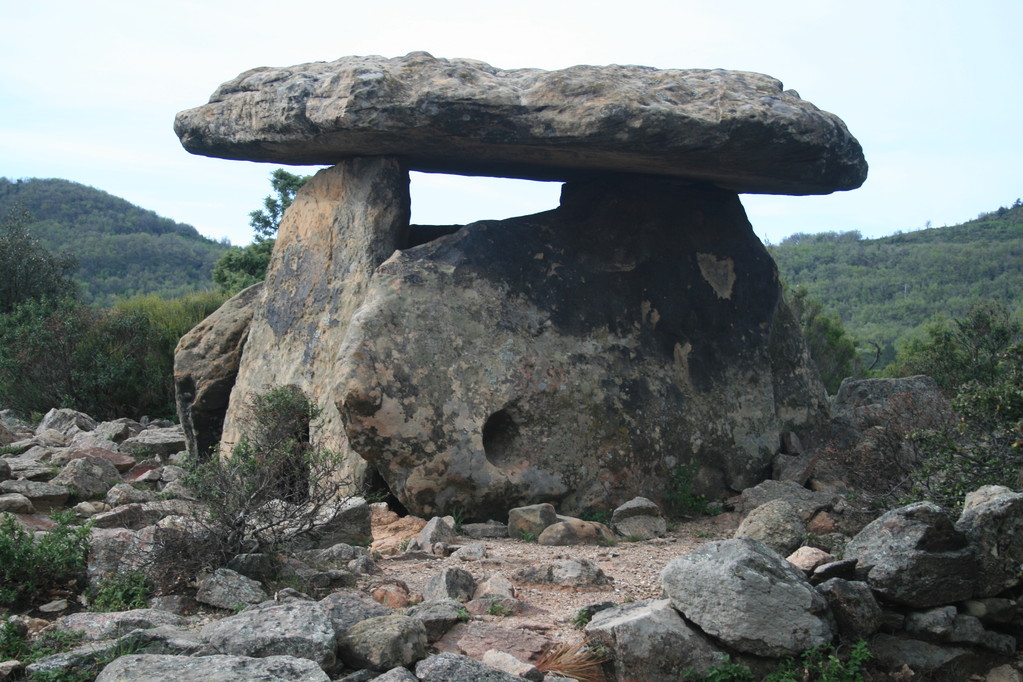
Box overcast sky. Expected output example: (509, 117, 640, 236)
(2, 0, 1020, 246)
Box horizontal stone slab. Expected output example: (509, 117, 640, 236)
(175, 52, 866, 195)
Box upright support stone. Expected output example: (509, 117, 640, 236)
(220, 158, 410, 489)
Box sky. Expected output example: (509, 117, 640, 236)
(2, 0, 1020, 247)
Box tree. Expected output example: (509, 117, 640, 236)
(211, 170, 311, 294)
(788, 286, 860, 393)
(249, 169, 311, 242)
(0, 206, 78, 314)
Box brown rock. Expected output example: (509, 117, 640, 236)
(537, 520, 615, 546)
(176, 52, 866, 195)
(433, 622, 550, 663)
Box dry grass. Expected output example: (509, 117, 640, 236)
(535, 640, 609, 682)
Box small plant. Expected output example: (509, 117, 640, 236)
(456, 606, 470, 622)
(0, 621, 86, 667)
(0, 510, 91, 607)
(518, 531, 538, 543)
(0, 444, 22, 455)
(398, 538, 412, 552)
(535, 640, 609, 682)
(87, 571, 151, 612)
(182, 385, 360, 571)
(665, 462, 709, 518)
(572, 607, 595, 629)
(580, 509, 612, 525)
(487, 600, 512, 617)
(686, 655, 756, 681)
(449, 505, 466, 532)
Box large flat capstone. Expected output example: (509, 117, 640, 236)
(174, 52, 866, 195)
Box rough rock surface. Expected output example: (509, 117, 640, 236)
(585, 599, 727, 680)
(200, 601, 337, 669)
(537, 520, 616, 546)
(611, 496, 667, 539)
(218, 158, 410, 489)
(95, 654, 330, 681)
(174, 282, 262, 460)
(845, 501, 977, 607)
(338, 614, 428, 671)
(415, 652, 521, 682)
(955, 485, 1023, 597)
(734, 498, 806, 555)
(815, 578, 882, 640)
(50, 456, 122, 499)
(175, 52, 867, 195)
(661, 539, 833, 657)
(340, 178, 826, 517)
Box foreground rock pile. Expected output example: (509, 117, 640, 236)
(3, 406, 1022, 680)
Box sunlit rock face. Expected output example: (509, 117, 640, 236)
(175, 53, 862, 517)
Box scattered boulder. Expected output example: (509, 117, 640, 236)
(661, 539, 834, 657)
(405, 599, 467, 642)
(418, 515, 457, 548)
(200, 601, 337, 670)
(537, 519, 615, 546)
(507, 504, 557, 539)
(481, 650, 543, 681)
(318, 591, 392, 644)
(0, 479, 69, 510)
(415, 652, 522, 682)
(955, 485, 1023, 597)
(433, 622, 550, 663)
(423, 567, 477, 602)
(869, 633, 974, 678)
(37, 408, 97, 437)
(0, 492, 34, 513)
(786, 546, 834, 574)
(50, 456, 122, 499)
(95, 654, 330, 681)
(611, 497, 667, 539)
(734, 498, 806, 555)
(815, 578, 882, 640)
(512, 559, 611, 589)
(338, 614, 428, 672)
(61, 447, 136, 473)
(196, 568, 269, 610)
(586, 599, 727, 680)
(120, 426, 187, 459)
(845, 501, 977, 607)
(305, 496, 372, 548)
(105, 483, 158, 507)
(460, 522, 508, 539)
(0, 458, 10, 482)
(54, 609, 189, 640)
(739, 480, 837, 521)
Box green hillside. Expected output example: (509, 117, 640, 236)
(0, 178, 228, 306)
(769, 200, 1023, 369)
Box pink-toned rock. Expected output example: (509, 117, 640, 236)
(537, 520, 615, 546)
(371, 513, 428, 556)
(807, 511, 837, 535)
(433, 622, 550, 663)
(64, 447, 136, 473)
(372, 580, 413, 608)
(786, 546, 834, 574)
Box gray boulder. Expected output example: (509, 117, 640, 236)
(418, 515, 458, 547)
(815, 578, 882, 640)
(338, 614, 428, 671)
(845, 501, 977, 607)
(537, 520, 615, 546)
(869, 634, 973, 677)
(37, 408, 97, 437)
(176, 53, 866, 195)
(0, 458, 9, 482)
(406, 599, 468, 642)
(512, 559, 611, 589)
(318, 591, 392, 644)
(585, 599, 727, 680)
(956, 485, 1023, 597)
(196, 567, 269, 609)
(200, 601, 337, 669)
(0, 479, 69, 510)
(739, 480, 837, 520)
(507, 504, 557, 538)
(50, 456, 121, 499)
(54, 609, 189, 640)
(661, 539, 833, 657)
(120, 426, 187, 459)
(611, 497, 667, 539)
(424, 567, 477, 602)
(0, 492, 34, 513)
(734, 498, 806, 555)
(105, 482, 158, 506)
(415, 652, 522, 682)
(89, 499, 194, 530)
(96, 654, 329, 681)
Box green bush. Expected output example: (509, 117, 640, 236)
(0, 289, 226, 421)
(887, 303, 1023, 510)
(690, 641, 872, 682)
(665, 462, 709, 518)
(0, 510, 91, 607)
(87, 571, 151, 612)
(183, 385, 360, 569)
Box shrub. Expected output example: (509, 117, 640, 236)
(87, 571, 151, 612)
(0, 510, 91, 607)
(182, 385, 360, 569)
(665, 462, 709, 518)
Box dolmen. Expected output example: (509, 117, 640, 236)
(173, 52, 867, 520)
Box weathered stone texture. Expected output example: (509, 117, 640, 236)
(175, 52, 866, 195)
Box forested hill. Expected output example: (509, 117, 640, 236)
(0, 177, 229, 306)
(769, 199, 1023, 368)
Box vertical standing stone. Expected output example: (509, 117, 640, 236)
(220, 157, 410, 488)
